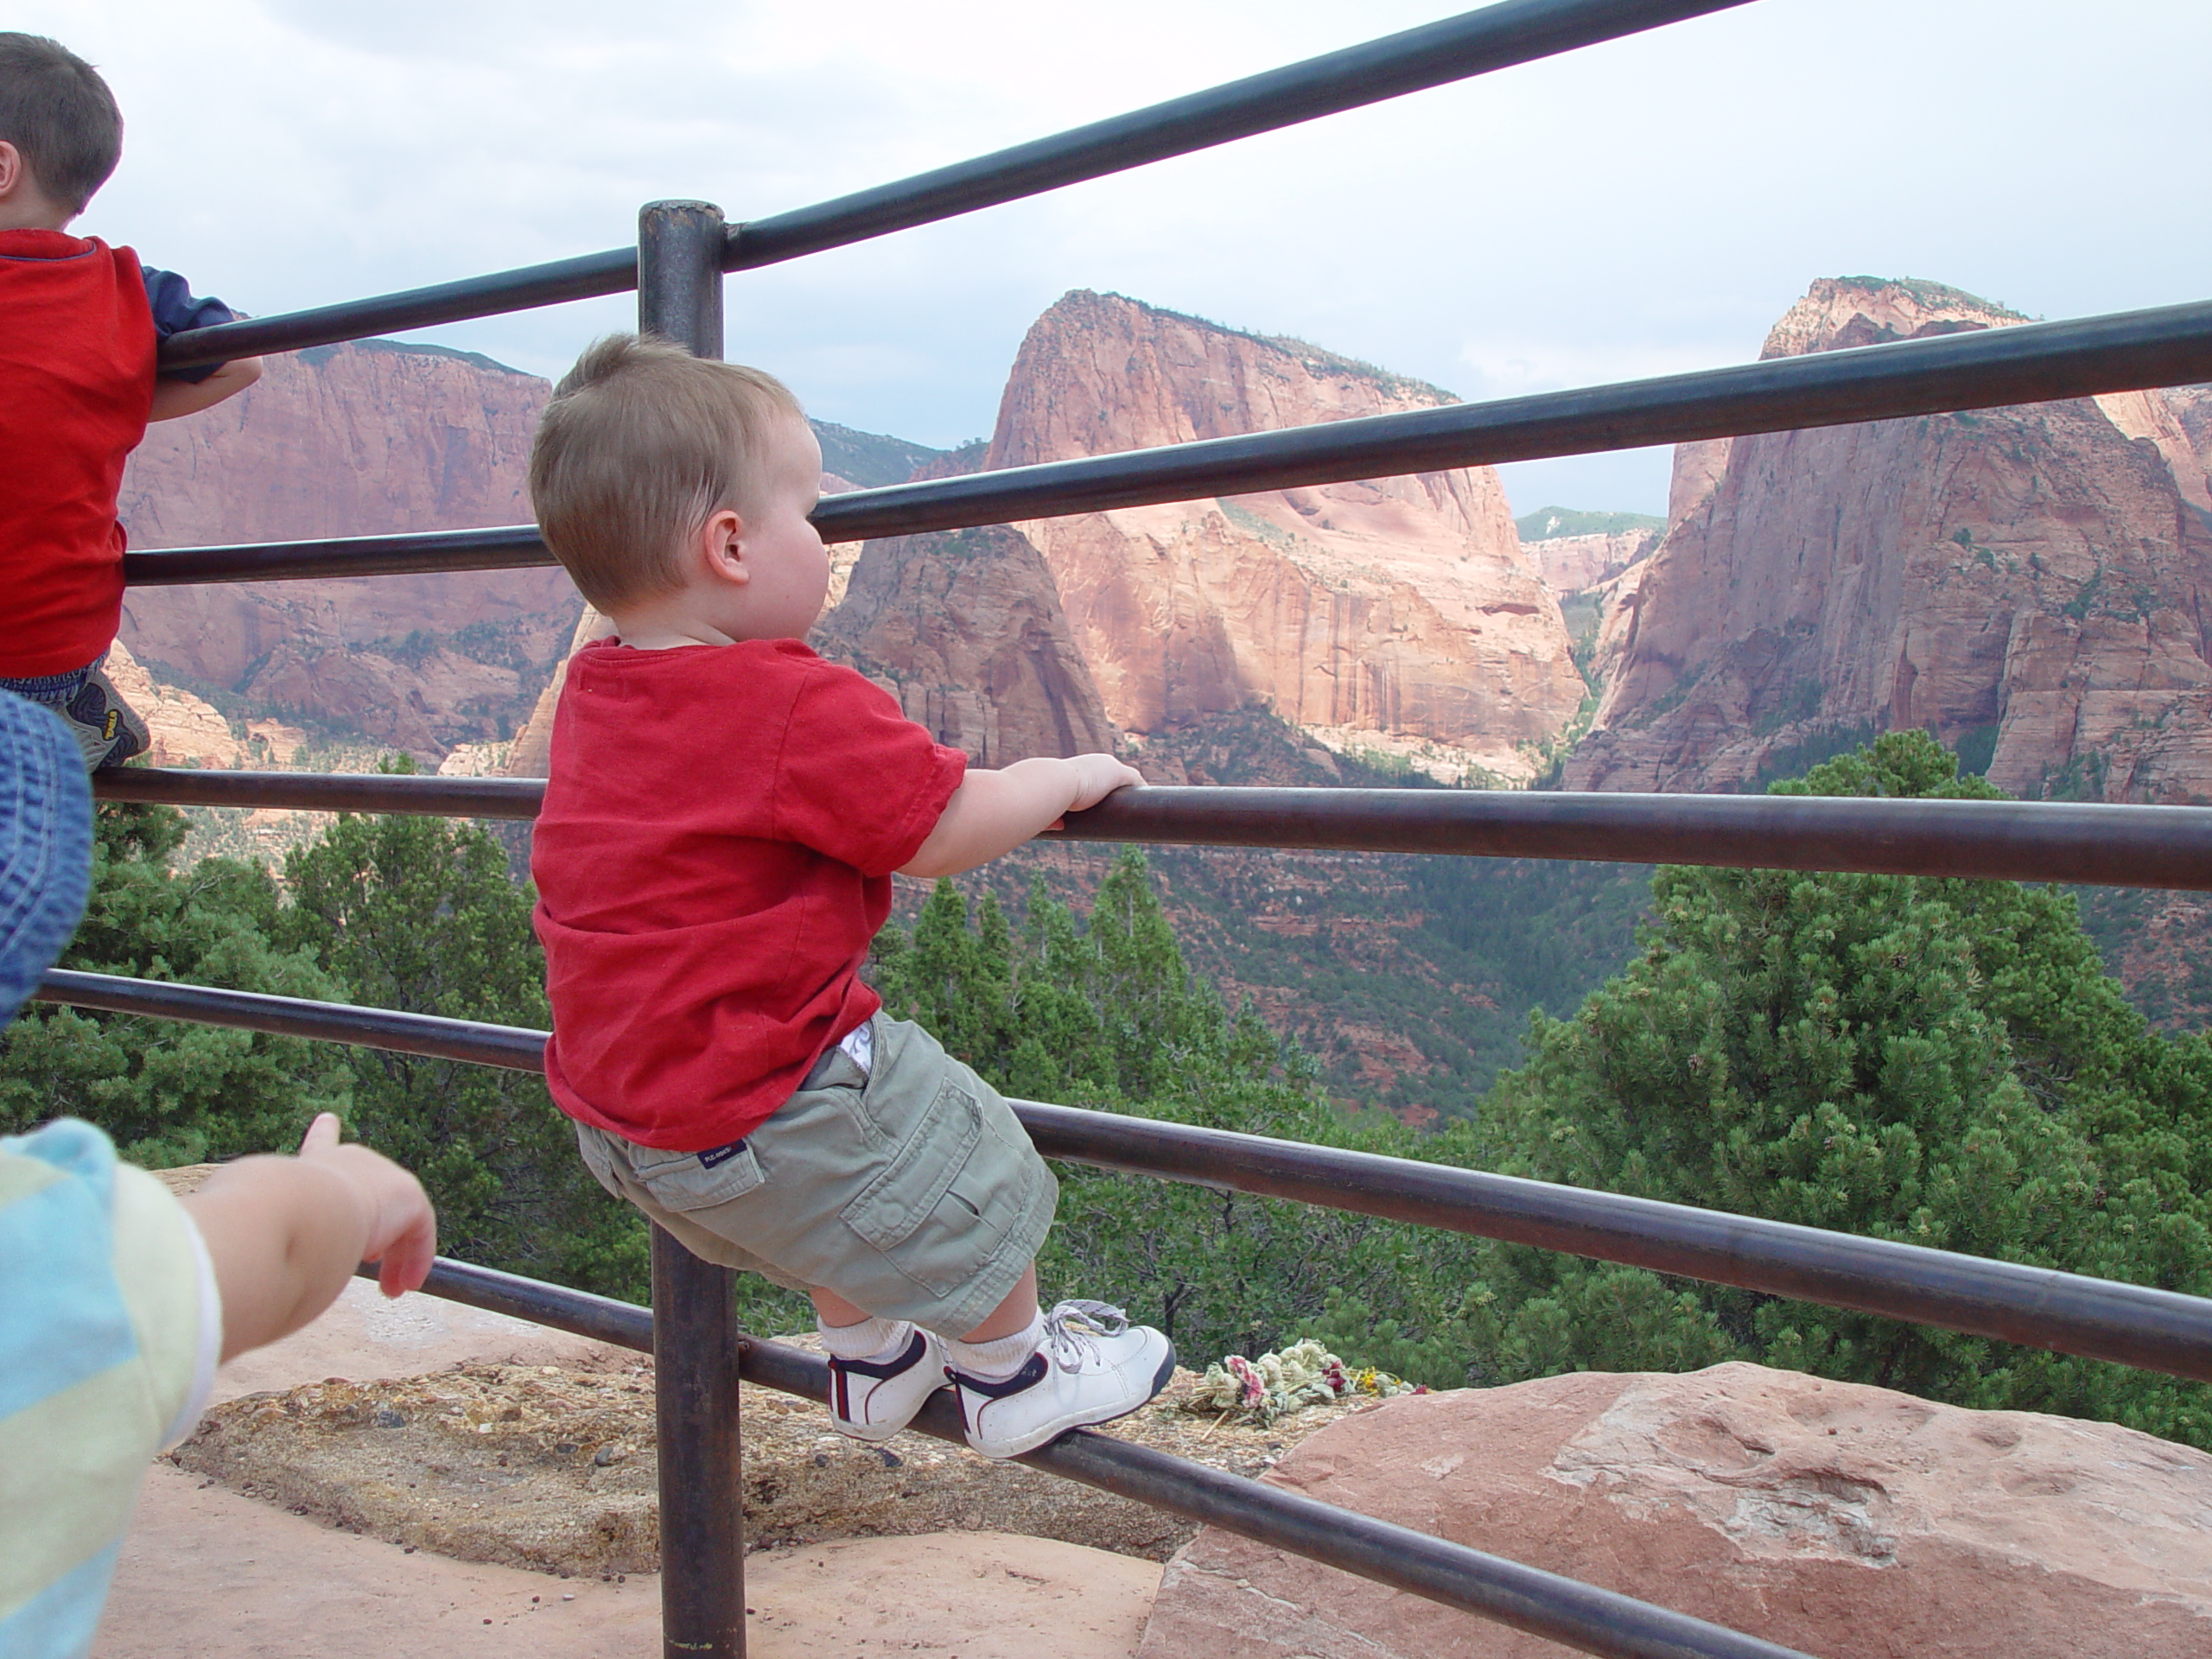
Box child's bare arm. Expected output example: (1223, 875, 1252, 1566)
(181, 1113, 436, 1363)
(901, 753, 1142, 879)
(149, 356, 262, 422)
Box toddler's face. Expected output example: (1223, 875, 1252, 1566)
(738, 416, 831, 640)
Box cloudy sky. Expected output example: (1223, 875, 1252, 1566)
(23, 0, 2210, 514)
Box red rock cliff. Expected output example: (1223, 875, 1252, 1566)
(115, 340, 582, 753)
(815, 525, 1120, 765)
(1526, 531, 1656, 594)
(1567, 278, 2212, 801)
(988, 291, 1585, 782)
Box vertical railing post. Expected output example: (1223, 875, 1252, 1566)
(637, 197, 745, 1659)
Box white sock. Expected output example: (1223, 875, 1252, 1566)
(944, 1314, 1044, 1382)
(818, 1314, 912, 1366)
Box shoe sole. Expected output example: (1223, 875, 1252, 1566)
(969, 1338, 1178, 1459)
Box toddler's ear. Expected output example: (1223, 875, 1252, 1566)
(701, 507, 750, 586)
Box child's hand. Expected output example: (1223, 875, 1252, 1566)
(905, 753, 1147, 878)
(296, 1113, 438, 1297)
(1063, 753, 1145, 817)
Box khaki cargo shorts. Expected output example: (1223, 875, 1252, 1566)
(574, 1014, 1058, 1335)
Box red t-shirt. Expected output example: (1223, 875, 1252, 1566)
(531, 639, 967, 1150)
(0, 232, 156, 677)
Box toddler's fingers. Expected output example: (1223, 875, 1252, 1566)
(299, 1112, 342, 1157)
(376, 1205, 438, 1297)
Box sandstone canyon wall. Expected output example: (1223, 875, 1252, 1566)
(983, 291, 1585, 782)
(1667, 436, 1732, 527)
(1523, 529, 1656, 595)
(814, 526, 1119, 766)
(118, 340, 583, 755)
(1567, 277, 2212, 801)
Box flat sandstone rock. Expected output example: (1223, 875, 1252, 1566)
(1140, 1361, 2212, 1658)
(171, 1357, 1363, 1576)
(99, 1467, 1157, 1659)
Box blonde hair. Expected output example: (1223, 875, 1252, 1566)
(529, 334, 804, 611)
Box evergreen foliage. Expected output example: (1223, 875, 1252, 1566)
(0, 800, 349, 1166)
(16, 735, 2212, 1452)
(275, 779, 646, 1300)
(1514, 505, 1667, 542)
(1307, 731, 2212, 1447)
(871, 850, 1455, 1362)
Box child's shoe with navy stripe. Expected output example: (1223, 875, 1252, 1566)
(826, 1325, 950, 1442)
(950, 1300, 1174, 1459)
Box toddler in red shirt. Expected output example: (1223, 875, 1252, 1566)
(528, 334, 1175, 1458)
(0, 35, 261, 768)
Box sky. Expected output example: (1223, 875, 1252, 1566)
(22, 0, 2211, 515)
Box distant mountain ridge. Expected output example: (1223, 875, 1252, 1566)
(106, 280, 2212, 1119)
(979, 289, 1582, 783)
(812, 420, 950, 489)
(1516, 506, 1665, 542)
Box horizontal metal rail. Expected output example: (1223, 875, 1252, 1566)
(90, 768, 2212, 890)
(54, 969, 2212, 1383)
(156, 0, 1739, 372)
(95, 767, 546, 820)
(126, 294, 2212, 585)
(35, 969, 550, 1068)
(405, 1255, 1811, 1659)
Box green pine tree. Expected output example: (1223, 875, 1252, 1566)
(1374, 731, 2212, 1446)
(276, 785, 647, 1300)
(0, 800, 350, 1166)
(872, 849, 1472, 1362)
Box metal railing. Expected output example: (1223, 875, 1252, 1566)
(40, 1, 2212, 1655)
(89, 766, 2212, 889)
(127, 292, 2212, 586)
(40, 967, 2212, 1385)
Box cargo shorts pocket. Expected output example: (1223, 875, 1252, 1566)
(631, 1140, 766, 1213)
(841, 1079, 981, 1252)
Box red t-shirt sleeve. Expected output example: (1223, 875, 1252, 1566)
(772, 659, 967, 877)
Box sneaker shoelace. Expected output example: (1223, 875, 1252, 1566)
(1039, 1300, 1131, 1373)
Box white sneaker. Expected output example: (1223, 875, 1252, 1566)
(950, 1300, 1175, 1459)
(828, 1325, 950, 1442)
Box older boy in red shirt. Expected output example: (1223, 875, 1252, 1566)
(0, 34, 260, 768)
(528, 334, 1174, 1458)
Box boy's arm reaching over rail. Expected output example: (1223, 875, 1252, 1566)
(901, 753, 1142, 879)
(149, 353, 261, 420)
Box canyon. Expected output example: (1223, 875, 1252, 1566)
(118, 295, 1586, 790)
(118, 340, 581, 755)
(97, 275, 2212, 1111)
